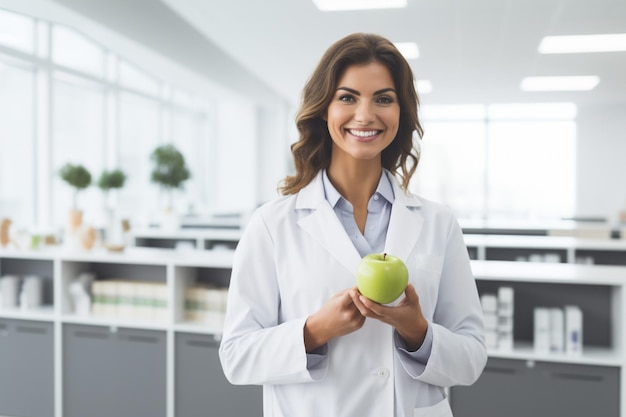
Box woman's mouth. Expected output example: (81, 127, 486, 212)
(347, 129, 382, 141)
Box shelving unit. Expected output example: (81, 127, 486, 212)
(1, 249, 625, 417)
(0, 247, 260, 417)
(451, 261, 626, 417)
(464, 234, 626, 265)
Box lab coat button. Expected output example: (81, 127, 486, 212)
(377, 367, 390, 378)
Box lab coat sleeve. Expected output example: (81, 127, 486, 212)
(219, 209, 328, 385)
(408, 218, 487, 387)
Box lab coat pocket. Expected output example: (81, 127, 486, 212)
(413, 397, 452, 417)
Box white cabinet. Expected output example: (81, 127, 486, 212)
(0, 247, 261, 417)
(452, 261, 626, 417)
(2, 249, 625, 417)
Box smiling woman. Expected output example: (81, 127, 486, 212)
(219, 33, 487, 417)
(281, 33, 421, 195)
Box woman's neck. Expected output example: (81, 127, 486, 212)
(327, 158, 382, 210)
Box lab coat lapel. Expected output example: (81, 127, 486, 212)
(384, 175, 423, 263)
(296, 172, 362, 276)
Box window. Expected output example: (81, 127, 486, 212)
(487, 120, 576, 220)
(170, 108, 208, 212)
(52, 25, 105, 77)
(0, 58, 35, 226)
(117, 92, 161, 224)
(0, 9, 34, 54)
(413, 121, 486, 220)
(413, 103, 576, 221)
(51, 73, 105, 227)
(119, 60, 161, 96)
(0, 9, 217, 231)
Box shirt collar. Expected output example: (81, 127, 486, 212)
(322, 169, 395, 209)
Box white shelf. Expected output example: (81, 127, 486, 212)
(465, 234, 626, 252)
(0, 306, 55, 322)
(488, 342, 623, 367)
(133, 228, 242, 241)
(60, 314, 170, 331)
(471, 260, 626, 286)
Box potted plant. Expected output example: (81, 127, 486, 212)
(150, 144, 191, 227)
(97, 169, 127, 202)
(59, 163, 92, 233)
(97, 169, 127, 248)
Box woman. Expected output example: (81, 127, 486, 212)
(219, 33, 486, 417)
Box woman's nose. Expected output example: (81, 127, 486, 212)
(354, 102, 375, 124)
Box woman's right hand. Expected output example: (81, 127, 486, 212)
(303, 287, 365, 352)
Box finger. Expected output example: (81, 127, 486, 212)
(339, 290, 356, 307)
(351, 292, 373, 316)
(404, 283, 420, 303)
(358, 295, 387, 318)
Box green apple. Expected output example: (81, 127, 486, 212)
(356, 253, 409, 304)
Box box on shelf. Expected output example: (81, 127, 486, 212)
(184, 284, 228, 325)
(91, 279, 168, 322)
(534, 305, 583, 355)
(497, 287, 514, 350)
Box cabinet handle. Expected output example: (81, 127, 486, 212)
(484, 366, 517, 375)
(126, 335, 159, 344)
(550, 372, 604, 382)
(187, 339, 219, 349)
(74, 330, 109, 340)
(16, 325, 47, 335)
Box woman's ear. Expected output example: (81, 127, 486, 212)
(321, 111, 328, 121)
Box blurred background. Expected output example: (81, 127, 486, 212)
(1, 0, 625, 234)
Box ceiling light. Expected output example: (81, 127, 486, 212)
(520, 76, 600, 92)
(539, 33, 626, 53)
(394, 42, 419, 60)
(415, 80, 432, 94)
(312, 0, 407, 11)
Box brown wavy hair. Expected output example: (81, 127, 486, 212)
(280, 33, 423, 195)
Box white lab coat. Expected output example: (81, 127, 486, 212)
(219, 170, 487, 417)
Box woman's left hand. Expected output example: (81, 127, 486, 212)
(350, 283, 428, 351)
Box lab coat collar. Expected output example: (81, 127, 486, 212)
(295, 170, 424, 275)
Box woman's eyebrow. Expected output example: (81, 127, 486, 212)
(337, 87, 397, 95)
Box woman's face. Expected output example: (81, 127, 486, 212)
(324, 61, 400, 164)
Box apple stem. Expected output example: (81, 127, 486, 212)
(383, 252, 387, 261)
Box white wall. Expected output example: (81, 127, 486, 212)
(255, 105, 297, 205)
(576, 102, 626, 222)
(213, 99, 258, 212)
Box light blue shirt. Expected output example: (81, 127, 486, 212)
(317, 169, 433, 365)
(322, 169, 393, 258)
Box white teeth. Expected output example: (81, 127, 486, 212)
(349, 129, 379, 138)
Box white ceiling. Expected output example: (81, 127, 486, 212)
(163, 0, 626, 108)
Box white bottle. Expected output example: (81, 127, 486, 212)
(0, 275, 20, 309)
(534, 307, 551, 354)
(549, 308, 565, 353)
(564, 305, 583, 355)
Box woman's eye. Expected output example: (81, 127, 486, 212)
(339, 94, 355, 102)
(377, 96, 394, 104)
